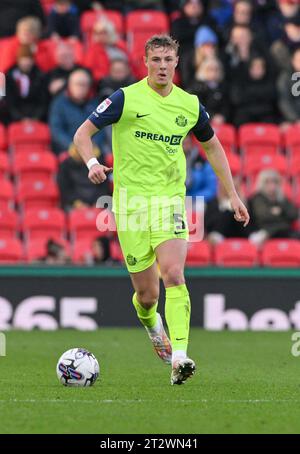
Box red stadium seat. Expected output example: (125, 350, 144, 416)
(0, 123, 7, 150)
(12, 150, 57, 183)
(72, 239, 94, 264)
(25, 237, 70, 262)
(239, 123, 281, 157)
(214, 239, 258, 267)
(261, 239, 300, 267)
(225, 150, 241, 176)
(40, 0, 55, 14)
(283, 124, 300, 157)
(243, 153, 288, 180)
(288, 154, 300, 178)
(213, 123, 237, 153)
(69, 207, 111, 241)
(0, 179, 14, 210)
(80, 10, 124, 40)
(186, 240, 211, 266)
(22, 208, 66, 241)
(126, 10, 169, 78)
(0, 208, 18, 239)
(109, 240, 124, 262)
(17, 179, 59, 210)
(0, 237, 23, 263)
(0, 152, 9, 178)
(8, 120, 51, 148)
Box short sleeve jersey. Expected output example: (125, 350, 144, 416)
(89, 77, 213, 213)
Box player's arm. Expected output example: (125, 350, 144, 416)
(192, 104, 250, 227)
(73, 89, 124, 185)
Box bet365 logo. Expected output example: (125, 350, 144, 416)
(0, 332, 6, 357)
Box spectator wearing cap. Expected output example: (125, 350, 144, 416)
(277, 47, 300, 125)
(49, 68, 106, 154)
(271, 13, 300, 70)
(47, 0, 81, 39)
(188, 56, 229, 125)
(5, 44, 48, 122)
(171, 0, 213, 87)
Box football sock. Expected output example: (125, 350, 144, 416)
(165, 284, 191, 359)
(132, 292, 158, 330)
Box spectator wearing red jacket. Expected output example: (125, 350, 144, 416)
(83, 18, 128, 82)
(0, 16, 56, 73)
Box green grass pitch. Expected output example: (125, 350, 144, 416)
(0, 329, 300, 434)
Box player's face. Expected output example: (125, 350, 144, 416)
(145, 47, 178, 87)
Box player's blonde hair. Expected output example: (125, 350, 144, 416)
(145, 34, 179, 56)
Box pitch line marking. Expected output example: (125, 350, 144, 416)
(0, 399, 300, 404)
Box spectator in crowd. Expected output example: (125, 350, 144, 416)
(171, 0, 209, 87)
(0, 0, 45, 38)
(83, 18, 128, 81)
(248, 169, 299, 246)
(262, 0, 300, 44)
(47, 0, 81, 39)
(38, 239, 71, 265)
(5, 44, 48, 122)
(0, 16, 56, 74)
(184, 134, 217, 204)
(98, 58, 136, 101)
(91, 237, 115, 265)
(223, 24, 270, 83)
(205, 177, 251, 245)
(229, 56, 278, 126)
(57, 142, 110, 211)
(207, 0, 233, 31)
(72, 1, 124, 13)
(194, 25, 218, 70)
(49, 68, 106, 154)
(271, 13, 300, 70)
(46, 41, 78, 98)
(188, 56, 229, 124)
(277, 47, 300, 124)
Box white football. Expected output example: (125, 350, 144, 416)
(56, 348, 99, 387)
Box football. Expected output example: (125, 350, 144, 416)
(56, 348, 99, 387)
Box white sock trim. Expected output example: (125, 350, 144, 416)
(172, 350, 187, 363)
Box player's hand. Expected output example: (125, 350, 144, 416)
(88, 164, 112, 184)
(230, 194, 250, 227)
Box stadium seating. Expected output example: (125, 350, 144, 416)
(109, 240, 124, 263)
(22, 208, 66, 241)
(288, 154, 300, 178)
(12, 150, 57, 184)
(16, 179, 59, 210)
(186, 240, 211, 266)
(25, 237, 70, 262)
(225, 150, 241, 176)
(126, 10, 169, 78)
(40, 0, 55, 14)
(69, 207, 110, 241)
(80, 9, 124, 41)
(0, 237, 23, 263)
(214, 239, 258, 267)
(0, 179, 14, 210)
(72, 239, 94, 264)
(212, 123, 237, 154)
(0, 208, 18, 239)
(243, 153, 288, 180)
(8, 120, 51, 149)
(0, 152, 9, 178)
(0, 123, 7, 150)
(261, 239, 300, 267)
(238, 123, 281, 158)
(283, 124, 300, 158)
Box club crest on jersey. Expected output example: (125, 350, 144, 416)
(96, 98, 112, 114)
(175, 115, 188, 127)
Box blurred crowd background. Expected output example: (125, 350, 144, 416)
(1, 0, 300, 267)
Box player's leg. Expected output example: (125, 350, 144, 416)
(130, 263, 172, 364)
(155, 238, 195, 384)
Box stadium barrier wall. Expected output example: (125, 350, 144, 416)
(0, 266, 300, 331)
